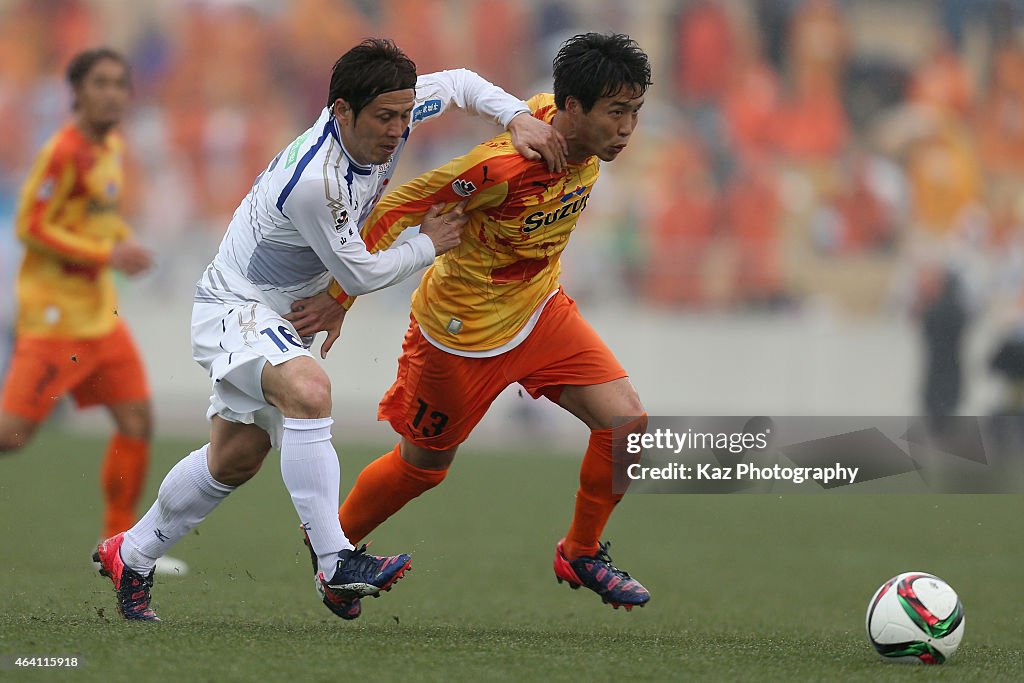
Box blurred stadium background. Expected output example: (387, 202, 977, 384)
(3, 0, 1024, 444)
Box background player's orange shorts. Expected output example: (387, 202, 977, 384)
(1, 320, 150, 422)
(379, 290, 627, 451)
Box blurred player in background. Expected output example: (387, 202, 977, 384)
(93, 38, 566, 621)
(290, 33, 652, 611)
(0, 48, 187, 577)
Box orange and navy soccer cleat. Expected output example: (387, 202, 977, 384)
(318, 544, 412, 603)
(554, 539, 650, 610)
(302, 530, 361, 620)
(93, 533, 160, 621)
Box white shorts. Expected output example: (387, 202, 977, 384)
(191, 300, 313, 448)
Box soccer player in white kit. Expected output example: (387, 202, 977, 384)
(93, 39, 567, 622)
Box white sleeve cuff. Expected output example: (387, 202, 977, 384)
(501, 106, 532, 129)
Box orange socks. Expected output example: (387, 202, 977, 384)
(562, 428, 618, 560)
(101, 433, 149, 538)
(338, 444, 448, 544)
(563, 415, 648, 561)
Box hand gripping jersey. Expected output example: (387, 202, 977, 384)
(196, 70, 530, 316)
(338, 94, 599, 354)
(14, 124, 131, 339)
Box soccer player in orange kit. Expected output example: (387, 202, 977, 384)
(289, 33, 653, 610)
(0, 48, 186, 575)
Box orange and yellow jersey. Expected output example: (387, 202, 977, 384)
(14, 123, 131, 339)
(331, 93, 599, 352)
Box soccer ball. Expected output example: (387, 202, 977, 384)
(865, 572, 965, 664)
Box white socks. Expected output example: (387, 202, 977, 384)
(120, 420, 351, 578)
(121, 445, 234, 573)
(280, 417, 353, 577)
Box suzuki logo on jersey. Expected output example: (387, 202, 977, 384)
(452, 178, 477, 198)
(412, 99, 442, 122)
(522, 187, 591, 233)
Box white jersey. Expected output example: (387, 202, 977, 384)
(195, 69, 530, 315)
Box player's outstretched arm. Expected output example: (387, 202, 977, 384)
(284, 179, 439, 299)
(415, 69, 566, 172)
(308, 141, 520, 321)
(286, 201, 468, 358)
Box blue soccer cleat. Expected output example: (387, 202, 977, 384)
(319, 544, 412, 603)
(93, 533, 160, 621)
(554, 539, 650, 610)
(302, 530, 361, 620)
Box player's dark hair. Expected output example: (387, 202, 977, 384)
(327, 38, 418, 118)
(553, 33, 651, 112)
(66, 47, 131, 92)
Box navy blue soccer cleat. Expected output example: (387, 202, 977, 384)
(554, 539, 650, 610)
(302, 530, 361, 620)
(319, 544, 412, 603)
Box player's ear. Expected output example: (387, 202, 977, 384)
(332, 99, 353, 124)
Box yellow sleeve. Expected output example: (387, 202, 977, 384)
(328, 141, 519, 308)
(16, 140, 116, 265)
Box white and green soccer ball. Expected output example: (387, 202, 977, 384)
(866, 572, 965, 664)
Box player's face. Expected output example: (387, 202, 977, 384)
(75, 58, 130, 132)
(335, 89, 416, 166)
(572, 86, 644, 162)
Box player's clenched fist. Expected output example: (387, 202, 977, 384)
(419, 200, 468, 255)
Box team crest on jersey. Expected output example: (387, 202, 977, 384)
(327, 196, 350, 232)
(334, 208, 349, 231)
(452, 178, 477, 198)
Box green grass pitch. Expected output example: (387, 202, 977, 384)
(0, 431, 1021, 681)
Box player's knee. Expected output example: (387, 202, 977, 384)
(114, 404, 153, 441)
(625, 407, 648, 435)
(400, 439, 456, 471)
(289, 374, 332, 418)
(271, 367, 332, 418)
(594, 390, 646, 432)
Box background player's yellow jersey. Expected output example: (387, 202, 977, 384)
(14, 123, 131, 339)
(334, 93, 599, 352)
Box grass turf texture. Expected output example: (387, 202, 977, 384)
(0, 432, 1021, 682)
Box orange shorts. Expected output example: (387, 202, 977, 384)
(379, 290, 627, 451)
(1, 320, 150, 422)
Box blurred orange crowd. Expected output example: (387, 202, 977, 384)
(1, 0, 1023, 314)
